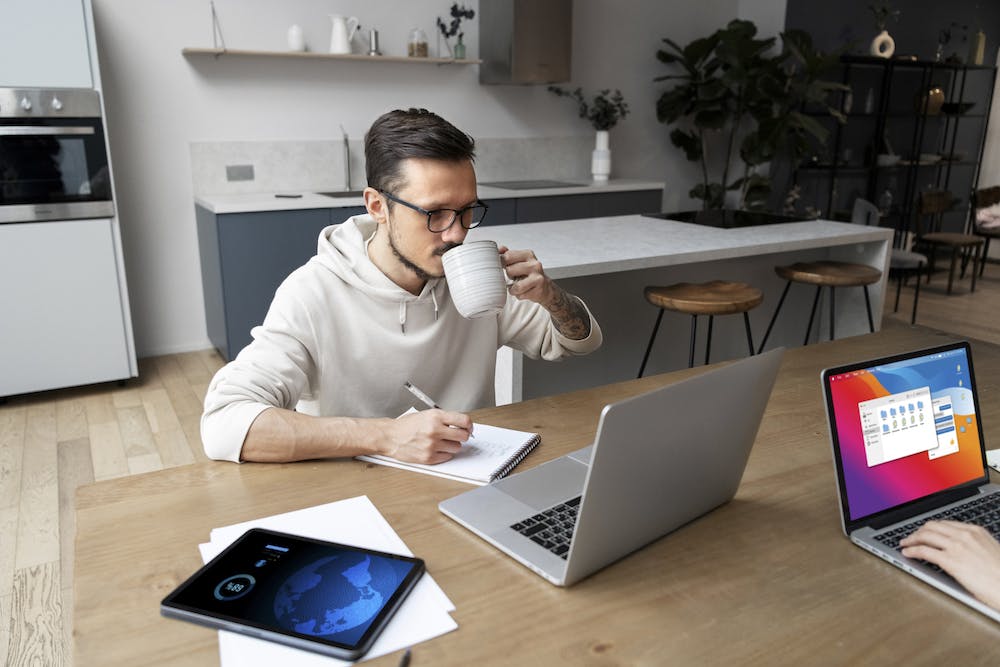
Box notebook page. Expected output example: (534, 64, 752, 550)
(357, 422, 538, 485)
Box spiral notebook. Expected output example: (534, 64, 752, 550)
(356, 422, 540, 486)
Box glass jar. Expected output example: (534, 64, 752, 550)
(408, 28, 428, 57)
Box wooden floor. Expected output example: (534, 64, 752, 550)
(1, 263, 999, 665)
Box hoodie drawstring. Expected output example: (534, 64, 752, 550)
(399, 283, 439, 334)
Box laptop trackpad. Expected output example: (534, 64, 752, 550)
(493, 455, 588, 511)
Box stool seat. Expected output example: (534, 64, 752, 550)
(643, 281, 763, 315)
(921, 232, 985, 248)
(760, 260, 882, 353)
(775, 261, 882, 287)
(638, 280, 763, 376)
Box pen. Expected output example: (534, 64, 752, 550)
(398, 648, 411, 667)
(404, 381, 440, 409)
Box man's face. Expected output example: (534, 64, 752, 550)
(382, 158, 478, 280)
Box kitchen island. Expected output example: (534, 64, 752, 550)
(464, 214, 893, 403)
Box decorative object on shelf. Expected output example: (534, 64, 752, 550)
(408, 28, 428, 57)
(548, 87, 630, 182)
(915, 85, 945, 115)
(329, 14, 360, 55)
(868, 1, 899, 59)
(287, 24, 305, 52)
(941, 101, 975, 115)
(969, 30, 986, 65)
(935, 22, 968, 63)
(436, 3, 474, 59)
(655, 20, 845, 211)
(367, 29, 381, 56)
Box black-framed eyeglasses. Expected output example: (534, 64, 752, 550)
(379, 190, 488, 232)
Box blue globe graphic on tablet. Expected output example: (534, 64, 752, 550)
(272, 553, 404, 639)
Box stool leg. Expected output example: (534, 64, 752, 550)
(946, 249, 958, 294)
(704, 315, 714, 366)
(688, 315, 698, 368)
(743, 312, 755, 357)
(863, 285, 874, 333)
(971, 244, 980, 293)
(757, 281, 792, 354)
(637, 308, 664, 378)
(894, 270, 902, 313)
(911, 265, 922, 325)
(829, 287, 836, 341)
(804, 285, 822, 346)
(981, 238, 991, 278)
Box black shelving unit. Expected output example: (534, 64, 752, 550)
(790, 55, 996, 250)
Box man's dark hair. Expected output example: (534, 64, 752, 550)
(364, 108, 476, 194)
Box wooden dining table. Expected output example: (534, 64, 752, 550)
(74, 324, 1000, 665)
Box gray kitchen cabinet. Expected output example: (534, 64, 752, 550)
(196, 205, 364, 360)
(480, 188, 662, 226)
(513, 190, 662, 223)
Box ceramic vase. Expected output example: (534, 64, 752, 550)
(591, 130, 611, 182)
(870, 30, 895, 59)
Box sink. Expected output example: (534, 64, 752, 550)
(317, 190, 366, 198)
(478, 180, 586, 190)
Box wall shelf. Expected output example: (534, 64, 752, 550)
(181, 47, 481, 66)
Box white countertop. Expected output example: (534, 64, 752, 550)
(194, 179, 665, 214)
(465, 215, 893, 280)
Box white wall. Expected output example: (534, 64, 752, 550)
(91, 0, 785, 357)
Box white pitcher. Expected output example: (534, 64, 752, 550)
(329, 14, 360, 54)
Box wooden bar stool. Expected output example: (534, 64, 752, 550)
(637, 280, 763, 377)
(915, 190, 983, 294)
(757, 260, 881, 353)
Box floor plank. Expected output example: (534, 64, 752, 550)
(57, 438, 93, 593)
(55, 398, 87, 443)
(0, 593, 10, 667)
(153, 427, 196, 469)
(0, 406, 26, 510)
(15, 404, 59, 569)
(87, 421, 128, 482)
(0, 507, 16, 598)
(7, 561, 64, 666)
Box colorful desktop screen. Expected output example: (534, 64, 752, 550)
(825, 344, 986, 522)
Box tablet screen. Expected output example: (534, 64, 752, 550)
(161, 528, 424, 660)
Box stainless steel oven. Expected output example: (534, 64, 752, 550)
(0, 87, 115, 223)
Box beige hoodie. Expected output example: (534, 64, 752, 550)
(201, 215, 602, 462)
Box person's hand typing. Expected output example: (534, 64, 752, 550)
(381, 409, 473, 464)
(900, 520, 1000, 611)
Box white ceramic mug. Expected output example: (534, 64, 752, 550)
(442, 241, 508, 319)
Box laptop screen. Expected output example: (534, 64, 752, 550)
(823, 342, 988, 525)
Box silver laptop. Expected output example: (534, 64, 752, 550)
(439, 348, 784, 586)
(822, 341, 1000, 622)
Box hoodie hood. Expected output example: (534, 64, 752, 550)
(313, 215, 442, 332)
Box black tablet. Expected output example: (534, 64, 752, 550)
(160, 528, 425, 661)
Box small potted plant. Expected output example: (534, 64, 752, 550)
(436, 3, 474, 59)
(548, 86, 630, 182)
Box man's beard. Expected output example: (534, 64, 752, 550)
(387, 220, 461, 282)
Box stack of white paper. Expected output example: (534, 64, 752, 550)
(198, 495, 457, 665)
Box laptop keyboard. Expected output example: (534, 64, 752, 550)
(873, 493, 1000, 572)
(510, 496, 582, 559)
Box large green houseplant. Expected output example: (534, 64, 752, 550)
(655, 20, 846, 212)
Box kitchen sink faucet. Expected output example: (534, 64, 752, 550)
(340, 124, 351, 192)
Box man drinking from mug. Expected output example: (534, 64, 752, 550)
(201, 108, 602, 464)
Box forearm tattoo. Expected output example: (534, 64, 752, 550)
(545, 286, 592, 340)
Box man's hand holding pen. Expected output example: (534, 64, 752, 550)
(378, 381, 472, 464)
